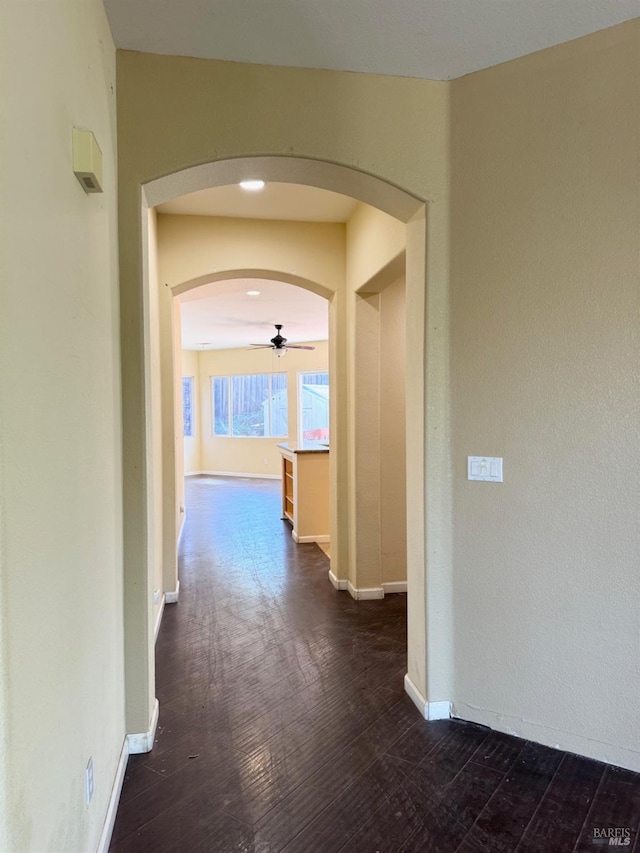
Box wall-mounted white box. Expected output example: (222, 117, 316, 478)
(72, 128, 103, 193)
(468, 456, 503, 482)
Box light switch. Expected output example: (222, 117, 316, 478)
(468, 456, 503, 482)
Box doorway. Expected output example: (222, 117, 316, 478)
(121, 157, 450, 745)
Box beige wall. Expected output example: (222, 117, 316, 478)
(346, 204, 406, 292)
(147, 208, 164, 630)
(0, 1, 125, 850)
(158, 212, 340, 587)
(181, 349, 201, 474)
(346, 205, 410, 595)
(6, 7, 637, 849)
(450, 22, 640, 769)
(163, 208, 409, 595)
(379, 276, 407, 584)
(118, 26, 640, 773)
(174, 302, 187, 543)
(196, 342, 329, 476)
(159, 214, 345, 297)
(118, 52, 449, 731)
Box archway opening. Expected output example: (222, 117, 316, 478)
(125, 156, 448, 746)
(175, 273, 332, 555)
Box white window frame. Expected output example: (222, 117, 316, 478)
(297, 370, 330, 444)
(211, 373, 288, 438)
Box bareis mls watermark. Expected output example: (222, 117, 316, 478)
(592, 827, 632, 847)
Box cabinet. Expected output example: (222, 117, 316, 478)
(278, 443, 330, 544)
(282, 456, 294, 524)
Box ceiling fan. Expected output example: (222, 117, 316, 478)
(250, 324, 315, 357)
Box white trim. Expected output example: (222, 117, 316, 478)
(336, 581, 407, 598)
(154, 595, 165, 643)
(404, 673, 428, 717)
(186, 470, 281, 480)
(328, 576, 409, 596)
(328, 570, 347, 590)
(382, 581, 407, 594)
(165, 580, 180, 604)
(96, 737, 129, 853)
(127, 699, 159, 755)
(347, 581, 384, 600)
(292, 532, 330, 544)
(404, 674, 451, 721)
(427, 700, 453, 721)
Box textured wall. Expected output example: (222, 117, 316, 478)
(0, 1, 125, 849)
(380, 276, 408, 584)
(116, 47, 448, 728)
(451, 22, 640, 769)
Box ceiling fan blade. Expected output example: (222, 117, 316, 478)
(248, 326, 316, 352)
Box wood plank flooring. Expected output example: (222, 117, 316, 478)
(110, 476, 640, 852)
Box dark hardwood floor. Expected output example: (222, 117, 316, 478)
(110, 476, 640, 852)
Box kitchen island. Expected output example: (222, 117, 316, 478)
(277, 442, 330, 544)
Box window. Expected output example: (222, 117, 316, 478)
(212, 376, 229, 436)
(299, 371, 329, 442)
(182, 377, 194, 437)
(212, 373, 288, 437)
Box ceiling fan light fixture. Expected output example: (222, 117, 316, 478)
(249, 325, 315, 354)
(239, 179, 265, 192)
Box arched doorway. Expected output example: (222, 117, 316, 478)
(121, 157, 451, 748)
(171, 267, 334, 575)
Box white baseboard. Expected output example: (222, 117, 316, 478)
(347, 581, 384, 600)
(127, 699, 159, 755)
(154, 595, 165, 643)
(96, 737, 128, 853)
(165, 580, 180, 604)
(337, 581, 407, 599)
(292, 532, 330, 544)
(404, 673, 428, 716)
(404, 674, 452, 721)
(328, 570, 347, 590)
(452, 701, 640, 773)
(188, 470, 281, 480)
(426, 700, 453, 721)
(382, 581, 407, 594)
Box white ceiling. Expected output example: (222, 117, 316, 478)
(179, 277, 328, 351)
(103, 0, 640, 81)
(158, 183, 358, 222)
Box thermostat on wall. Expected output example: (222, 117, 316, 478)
(72, 127, 103, 193)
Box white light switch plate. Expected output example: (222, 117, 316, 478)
(468, 456, 503, 482)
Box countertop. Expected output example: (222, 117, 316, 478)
(277, 441, 330, 455)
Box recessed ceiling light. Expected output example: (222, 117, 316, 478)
(239, 180, 265, 191)
(246, 290, 261, 296)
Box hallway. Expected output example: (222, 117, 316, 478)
(110, 477, 640, 852)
